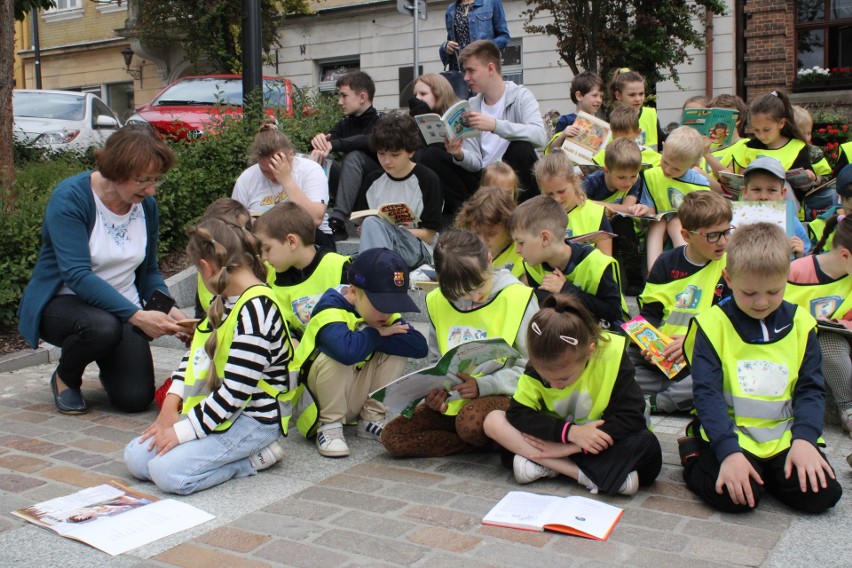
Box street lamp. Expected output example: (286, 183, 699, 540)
(121, 47, 142, 80)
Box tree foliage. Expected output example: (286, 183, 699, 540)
(523, 0, 727, 89)
(14, 0, 55, 20)
(135, 0, 311, 74)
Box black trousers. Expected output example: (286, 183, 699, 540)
(40, 294, 155, 413)
(415, 144, 481, 219)
(683, 443, 843, 513)
(502, 140, 540, 202)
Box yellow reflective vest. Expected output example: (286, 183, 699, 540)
(642, 166, 711, 212)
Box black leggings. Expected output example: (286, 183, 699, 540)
(40, 294, 155, 413)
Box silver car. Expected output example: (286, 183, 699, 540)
(13, 90, 121, 152)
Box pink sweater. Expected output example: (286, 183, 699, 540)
(789, 256, 852, 324)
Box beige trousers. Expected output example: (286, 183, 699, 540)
(306, 352, 407, 425)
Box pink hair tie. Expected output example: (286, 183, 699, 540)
(839, 214, 846, 223)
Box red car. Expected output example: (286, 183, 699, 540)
(126, 74, 296, 140)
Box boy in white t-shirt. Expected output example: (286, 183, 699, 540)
(452, 40, 547, 202)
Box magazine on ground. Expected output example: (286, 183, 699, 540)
(370, 338, 520, 418)
(12, 481, 215, 556)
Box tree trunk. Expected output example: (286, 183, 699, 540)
(0, 0, 17, 205)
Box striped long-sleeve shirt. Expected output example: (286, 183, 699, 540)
(170, 294, 290, 443)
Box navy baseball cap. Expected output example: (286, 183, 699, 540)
(349, 248, 419, 314)
(743, 156, 786, 180)
(836, 164, 852, 198)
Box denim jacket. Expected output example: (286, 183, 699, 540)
(439, 0, 510, 69)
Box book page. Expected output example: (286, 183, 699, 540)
(414, 114, 450, 145)
(560, 112, 611, 165)
(568, 230, 617, 245)
(542, 495, 624, 541)
(730, 201, 793, 236)
(481, 491, 559, 531)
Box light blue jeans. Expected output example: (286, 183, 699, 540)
(359, 216, 433, 270)
(124, 414, 281, 495)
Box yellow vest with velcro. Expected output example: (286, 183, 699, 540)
(643, 166, 711, 212)
(269, 252, 349, 337)
(181, 285, 298, 435)
(683, 304, 816, 458)
(639, 254, 726, 337)
(513, 333, 625, 422)
(426, 283, 533, 415)
(566, 201, 607, 239)
(784, 275, 852, 321)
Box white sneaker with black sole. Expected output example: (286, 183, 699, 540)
(356, 418, 388, 440)
(249, 439, 285, 471)
(316, 422, 350, 457)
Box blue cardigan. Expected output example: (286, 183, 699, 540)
(18, 171, 169, 347)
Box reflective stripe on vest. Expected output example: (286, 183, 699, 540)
(638, 254, 726, 337)
(426, 283, 533, 415)
(643, 166, 711, 212)
(785, 276, 852, 321)
(182, 285, 296, 435)
(269, 252, 349, 336)
(566, 201, 607, 239)
(683, 304, 816, 458)
(513, 333, 626, 423)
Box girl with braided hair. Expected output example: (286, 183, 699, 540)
(124, 217, 295, 494)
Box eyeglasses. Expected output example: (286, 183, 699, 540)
(689, 226, 735, 244)
(132, 175, 167, 188)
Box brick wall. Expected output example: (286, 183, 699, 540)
(742, 0, 794, 99)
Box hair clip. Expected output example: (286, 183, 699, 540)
(559, 335, 579, 346)
(531, 322, 543, 336)
(619, 67, 631, 74)
(770, 91, 778, 97)
(838, 214, 846, 223)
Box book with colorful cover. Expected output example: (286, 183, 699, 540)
(620, 315, 686, 379)
(681, 108, 739, 147)
(350, 202, 420, 227)
(481, 491, 623, 541)
(567, 230, 618, 245)
(413, 100, 476, 144)
(614, 209, 677, 222)
(560, 111, 612, 165)
(11, 482, 214, 556)
(370, 338, 520, 418)
(717, 172, 744, 199)
(730, 200, 795, 237)
(785, 167, 813, 193)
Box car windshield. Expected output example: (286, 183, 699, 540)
(154, 78, 291, 107)
(13, 92, 86, 120)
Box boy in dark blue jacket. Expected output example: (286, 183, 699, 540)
(292, 248, 427, 457)
(682, 222, 842, 513)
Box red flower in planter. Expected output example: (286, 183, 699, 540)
(831, 68, 839, 73)
(818, 128, 827, 133)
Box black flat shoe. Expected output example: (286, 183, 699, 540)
(50, 371, 87, 415)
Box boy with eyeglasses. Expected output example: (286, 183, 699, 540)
(634, 191, 733, 413)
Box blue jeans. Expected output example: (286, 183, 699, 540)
(358, 216, 433, 270)
(124, 414, 281, 495)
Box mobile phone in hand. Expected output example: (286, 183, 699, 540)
(133, 290, 176, 341)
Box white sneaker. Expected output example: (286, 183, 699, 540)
(618, 471, 639, 496)
(249, 439, 285, 471)
(513, 455, 558, 484)
(577, 468, 599, 495)
(316, 422, 350, 457)
(357, 417, 388, 440)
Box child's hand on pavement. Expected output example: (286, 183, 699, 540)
(716, 452, 763, 507)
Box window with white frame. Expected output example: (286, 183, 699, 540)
(43, 0, 83, 22)
(501, 39, 523, 85)
(47, 0, 82, 11)
(318, 59, 360, 93)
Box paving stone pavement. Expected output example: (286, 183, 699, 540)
(0, 345, 849, 567)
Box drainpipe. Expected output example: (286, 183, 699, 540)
(705, 10, 714, 98)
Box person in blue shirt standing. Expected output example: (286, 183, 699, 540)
(440, 0, 510, 71)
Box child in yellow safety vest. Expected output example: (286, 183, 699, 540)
(608, 68, 667, 152)
(534, 149, 614, 256)
(682, 223, 842, 513)
(483, 293, 662, 495)
(381, 230, 538, 457)
(787, 214, 852, 435)
(637, 191, 733, 413)
(125, 218, 295, 494)
(254, 202, 350, 340)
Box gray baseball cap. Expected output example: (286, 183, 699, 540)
(742, 156, 786, 180)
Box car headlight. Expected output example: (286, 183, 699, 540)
(34, 130, 80, 145)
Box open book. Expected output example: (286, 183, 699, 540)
(614, 209, 677, 222)
(621, 315, 687, 379)
(718, 172, 745, 199)
(482, 491, 623, 541)
(350, 202, 420, 227)
(816, 319, 852, 338)
(785, 167, 813, 193)
(413, 100, 476, 144)
(12, 482, 214, 556)
(560, 111, 611, 165)
(370, 337, 520, 418)
(682, 108, 739, 147)
(567, 230, 618, 245)
(730, 200, 795, 237)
